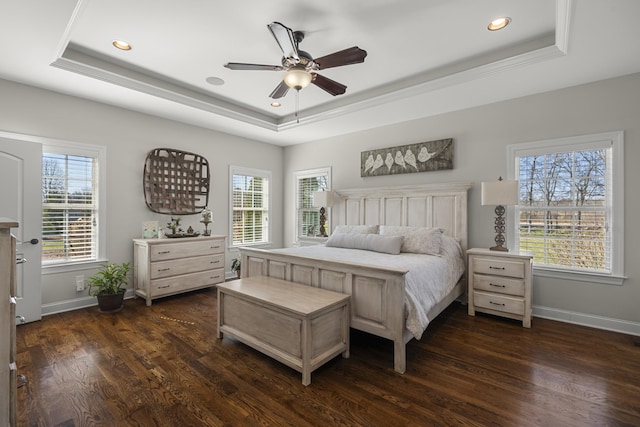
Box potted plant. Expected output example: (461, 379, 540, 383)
(231, 258, 241, 278)
(87, 262, 131, 313)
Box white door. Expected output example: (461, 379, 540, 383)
(0, 133, 42, 323)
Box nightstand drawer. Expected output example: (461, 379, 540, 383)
(473, 291, 524, 316)
(473, 257, 525, 278)
(473, 274, 525, 296)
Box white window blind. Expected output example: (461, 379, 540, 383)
(294, 168, 330, 241)
(509, 131, 624, 282)
(42, 152, 98, 263)
(231, 167, 270, 246)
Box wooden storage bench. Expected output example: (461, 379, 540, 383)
(217, 276, 350, 386)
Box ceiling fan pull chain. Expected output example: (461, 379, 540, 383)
(295, 89, 300, 124)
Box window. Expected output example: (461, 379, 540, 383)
(507, 131, 624, 284)
(294, 167, 331, 242)
(230, 166, 271, 246)
(42, 141, 106, 266)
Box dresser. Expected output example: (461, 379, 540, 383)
(133, 235, 226, 306)
(1, 219, 18, 426)
(467, 248, 534, 328)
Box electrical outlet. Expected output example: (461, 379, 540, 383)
(76, 275, 85, 291)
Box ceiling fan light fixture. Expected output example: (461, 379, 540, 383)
(283, 67, 313, 90)
(488, 17, 511, 31)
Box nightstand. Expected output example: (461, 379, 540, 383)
(467, 248, 534, 328)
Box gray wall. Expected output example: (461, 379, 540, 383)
(283, 72, 640, 334)
(2, 71, 638, 335)
(0, 79, 284, 312)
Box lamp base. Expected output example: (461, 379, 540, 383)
(489, 205, 509, 252)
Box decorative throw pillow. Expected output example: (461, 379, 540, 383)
(439, 234, 463, 259)
(325, 233, 402, 255)
(333, 224, 379, 235)
(379, 225, 443, 255)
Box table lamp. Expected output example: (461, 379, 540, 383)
(481, 177, 519, 251)
(312, 190, 333, 237)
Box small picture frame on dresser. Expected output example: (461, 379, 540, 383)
(142, 221, 159, 239)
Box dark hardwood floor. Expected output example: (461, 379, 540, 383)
(16, 288, 640, 426)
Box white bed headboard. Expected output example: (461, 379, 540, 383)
(333, 182, 472, 251)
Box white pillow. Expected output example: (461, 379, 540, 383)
(333, 224, 379, 235)
(440, 234, 463, 259)
(379, 225, 443, 255)
(325, 233, 402, 255)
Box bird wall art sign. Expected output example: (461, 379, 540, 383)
(360, 138, 453, 177)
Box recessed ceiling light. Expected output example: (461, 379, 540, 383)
(488, 17, 511, 31)
(112, 40, 132, 51)
(271, 102, 281, 108)
(205, 76, 224, 86)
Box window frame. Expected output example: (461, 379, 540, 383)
(228, 165, 271, 248)
(293, 167, 332, 245)
(507, 131, 624, 285)
(41, 140, 107, 273)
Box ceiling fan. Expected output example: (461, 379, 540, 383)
(224, 21, 367, 99)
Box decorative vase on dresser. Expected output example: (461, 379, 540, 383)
(133, 235, 226, 306)
(467, 248, 534, 328)
(1, 219, 19, 426)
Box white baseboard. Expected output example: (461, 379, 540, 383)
(533, 305, 640, 336)
(41, 289, 136, 316)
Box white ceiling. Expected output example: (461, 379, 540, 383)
(2, 0, 640, 146)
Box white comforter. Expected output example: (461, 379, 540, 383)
(270, 239, 465, 339)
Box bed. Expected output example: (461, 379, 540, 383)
(240, 182, 471, 373)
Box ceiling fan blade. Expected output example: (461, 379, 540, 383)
(314, 46, 367, 70)
(267, 22, 299, 61)
(224, 62, 284, 71)
(269, 80, 290, 99)
(312, 73, 347, 96)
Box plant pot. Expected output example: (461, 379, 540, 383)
(96, 290, 125, 313)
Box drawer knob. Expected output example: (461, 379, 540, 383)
(211, 245, 220, 249)
(157, 268, 171, 272)
(489, 301, 506, 307)
(158, 250, 171, 254)
(490, 283, 506, 288)
(158, 285, 170, 289)
(210, 260, 220, 264)
(489, 266, 505, 270)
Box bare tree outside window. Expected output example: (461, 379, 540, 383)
(517, 148, 609, 272)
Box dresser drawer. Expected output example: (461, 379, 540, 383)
(473, 291, 524, 316)
(473, 274, 525, 296)
(473, 257, 525, 278)
(151, 268, 225, 296)
(151, 254, 224, 279)
(150, 239, 224, 261)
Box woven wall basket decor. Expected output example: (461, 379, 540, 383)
(143, 148, 210, 214)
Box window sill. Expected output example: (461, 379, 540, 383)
(297, 236, 328, 246)
(533, 266, 626, 286)
(42, 259, 109, 275)
(229, 242, 273, 250)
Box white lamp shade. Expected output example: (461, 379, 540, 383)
(283, 67, 313, 89)
(481, 180, 519, 206)
(312, 190, 333, 208)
